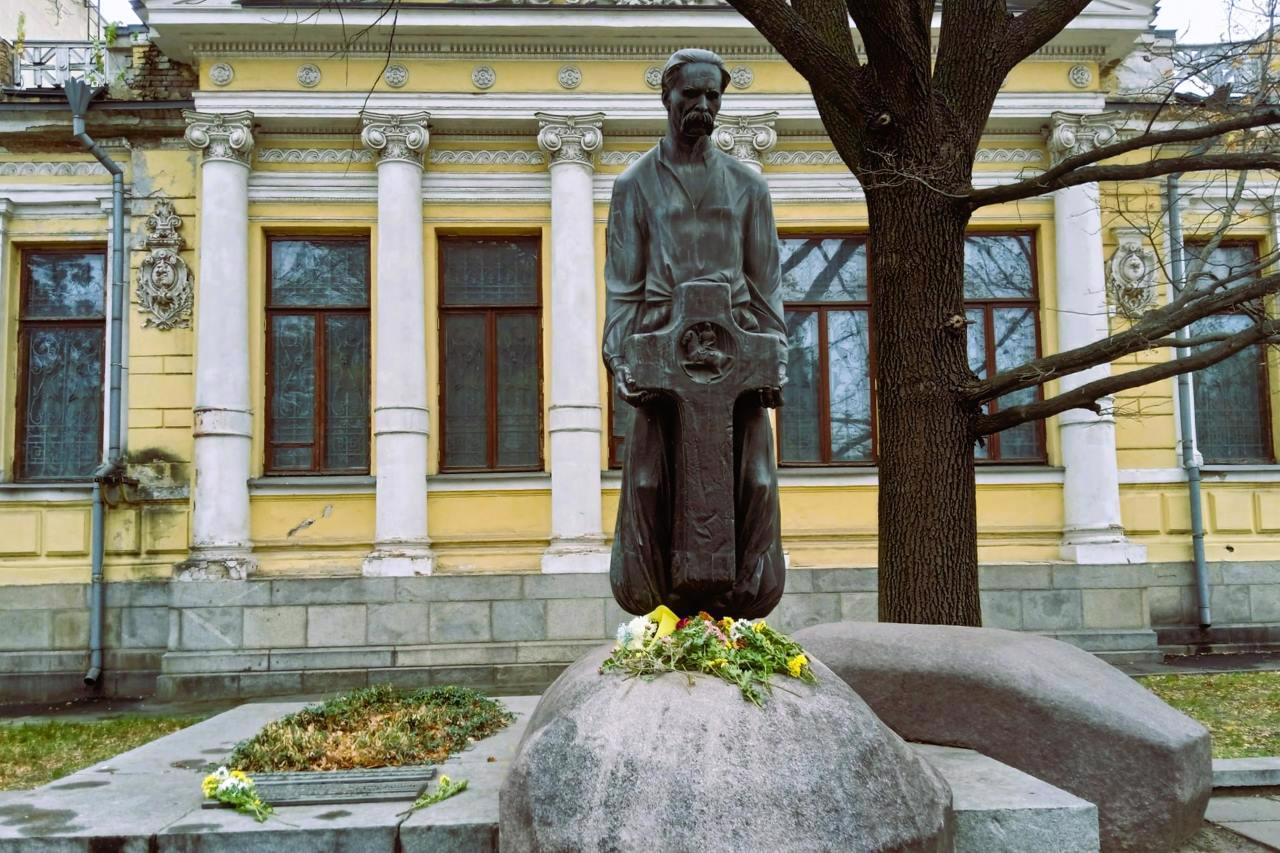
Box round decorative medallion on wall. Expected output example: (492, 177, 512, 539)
(644, 66, 663, 89)
(558, 65, 582, 89)
(208, 62, 234, 87)
(297, 63, 322, 88)
(1068, 64, 1093, 89)
(472, 65, 497, 90)
(383, 63, 409, 88)
(730, 66, 754, 90)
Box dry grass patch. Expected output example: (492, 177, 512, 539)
(230, 685, 513, 772)
(1140, 671, 1280, 758)
(0, 716, 204, 791)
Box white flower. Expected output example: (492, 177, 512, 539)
(615, 623, 629, 647)
(625, 616, 649, 651)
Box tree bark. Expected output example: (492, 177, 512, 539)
(867, 182, 981, 626)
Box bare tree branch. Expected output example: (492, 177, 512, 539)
(931, 0, 1014, 154)
(792, 0, 858, 67)
(969, 151, 1280, 207)
(1001, 0, 1093, 69)
(845, 0, 932, 103)
(974, 319, 1280, 436)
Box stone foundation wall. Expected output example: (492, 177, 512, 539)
(2, 561, 1277, 703)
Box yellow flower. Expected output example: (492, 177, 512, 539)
(718, 616, 734, 634)
(786, 654, 808, 678)
(201, 774, 219, 798)
(752, 621, 767, 633)
(439, 774, 451, 787)
(709, 657, 728, 668)
(646, 605, 680, 641)
(231, 770, 251, 784)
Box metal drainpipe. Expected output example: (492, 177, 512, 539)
(65, 79, 126, 686)
(1166, 174, 1212, 629)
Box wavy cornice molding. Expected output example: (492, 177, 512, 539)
(0, 162, 110, 176)
(256, 147, 546, 165)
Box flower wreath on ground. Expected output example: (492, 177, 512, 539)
(600, 606, 817, 705)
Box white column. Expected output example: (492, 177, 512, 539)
(712, 112, 779, 173)
(1048, 113, 1146, 565)
(536, 112, 610, 573)
(183, 110, 256, 578)
(361, 112, 435, 577)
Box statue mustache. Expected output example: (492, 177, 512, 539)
(681, 110, 715, 134)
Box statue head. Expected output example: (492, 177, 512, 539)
(661, 48, 730, 142)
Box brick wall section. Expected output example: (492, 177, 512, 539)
(125, 42, 197, 101)
(0, 39, 12, 89)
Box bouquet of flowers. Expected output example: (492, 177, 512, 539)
(201, 766, 273, 822)
(601, 606, 817, 705)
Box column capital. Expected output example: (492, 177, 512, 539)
(360, 111, 431, 167)
(712, 112, 779, 170)
(536, 112, 605, 168)
(1045, 111, 1122, 166)
(183, 110, 255, 166)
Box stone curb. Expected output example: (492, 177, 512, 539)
(1213, 757, 1280, 788)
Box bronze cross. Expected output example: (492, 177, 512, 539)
(624, 281, 784, 596)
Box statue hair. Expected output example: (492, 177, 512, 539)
(661, 48, 731, 102)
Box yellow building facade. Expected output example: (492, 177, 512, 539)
(1, 0, 1277, 700)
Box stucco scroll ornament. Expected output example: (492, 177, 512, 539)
(137, 198, 193, 330)
(1107, 236, 1159, 319)
(182, 110, 255, 165)
(712, 112, 779, 168)
(535, 112, 605, 167)
(359, 111, 431, 166)
(1045, 111, 1122, 166)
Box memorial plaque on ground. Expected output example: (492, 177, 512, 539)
(202, 765, 436, 807)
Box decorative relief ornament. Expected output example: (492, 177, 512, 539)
(644, 66, 663, 89)
(558, 65, 583, 89)
(1068, 64, 1093, 89)
(712, 112, 778, 168)
(183, 110, 255, 165)
(359, 111, 431, 166)
(208, 62, 234, 87)
(535, 112, 605, 167)
(297, 63, 321, 88)
(1045, 111, 1121, 165)
(137, 198, 193, 330)
(383, 63, 409, 88)
(1108, 235, 1159, 319)
(472, 65, 496, 89)
(729, 66, 754, 89)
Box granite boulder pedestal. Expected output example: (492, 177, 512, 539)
(499, 645, 955, 853)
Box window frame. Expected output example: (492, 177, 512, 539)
(437, 234, 545, 474)
(263, 235, 372, 477)
(1184, 238, 1274, 465)
(963, 230, 1047, 465)
(14, 246, 107, 483)
(774, 234, 877, 468)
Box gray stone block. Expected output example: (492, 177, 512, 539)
(169, 608, 181, 649)
(299, 668, 370, 694)
(271, 577, 395, 606)
(162, 650, 269, 673)
(980, 591, 1022, 630)
(430, 665, 496, 687)
(1248, 584, 1280, 622)
(430, 601, 491, 644)
(1020, 590, 1083, 631)
(305, 604, 367, 647)
(603, 600, 630, 635)
(236, 670, 305, 698)
(544, 598, 605, 640)
(783, 567, 814, 592)
(105, 649, 162, 671)
(840, 592, 877, 622)
(169, 579, 270, 608)
(768, 592, 842, 634)
(397, 575, 522, 603)
(269, 648, 394, 671)
(500, 647, 953, 853)
(51, 609, 89, 649)
(492, 600, 546, 642)
(397, 644, 518, 667)
(1149, 585, 1187, 626)
(156, 672, 240, 700)
(1148, 563, 1198, 587)
(0, 650, 85, 673)
(120, 606, 170, 648)
(1082, 588, 1147, 629)
(1220, 562, 1280, 585)
(520, 573, 611, 600)
(179, 607, 244, 651)
(797, 622, 1211, 853)
(367, 602, 430, 645)
(810, 567, 878, 592)
(1051, 564, 1147, 590)
(515, 640, 601, 664)
(979, 564, 1052, 591)
(0, 583, 85, 610)
(1213, 757, 1280, 788)
(368, 667, 435, 691)
(1210, 584, 1252, 623)
(1047, 629, 1158, 653)
(105, 581, 169, 608)
(242, 605, 307, 649)
(0, 610, 53, 650)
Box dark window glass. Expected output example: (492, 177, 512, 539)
(964, 233, 1045, 462)
(1186, 242, 1272, 463)
(18, 250, 105, 480)
(439, 237, 542, 471)
(265, 237, 370, 474)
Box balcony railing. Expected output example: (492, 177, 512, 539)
(11, 41, 104, 90)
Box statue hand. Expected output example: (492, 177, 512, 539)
(758, 387, 784, 409)
(614, 362, 653, 407)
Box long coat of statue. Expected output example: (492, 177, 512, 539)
(603, 135, 787, 619)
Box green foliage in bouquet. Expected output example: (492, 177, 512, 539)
(601, 607, 817, 705)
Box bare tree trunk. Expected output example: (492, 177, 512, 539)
(867, 183, 981, 626)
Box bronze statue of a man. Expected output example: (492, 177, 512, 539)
(604, 48, 787, 619)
